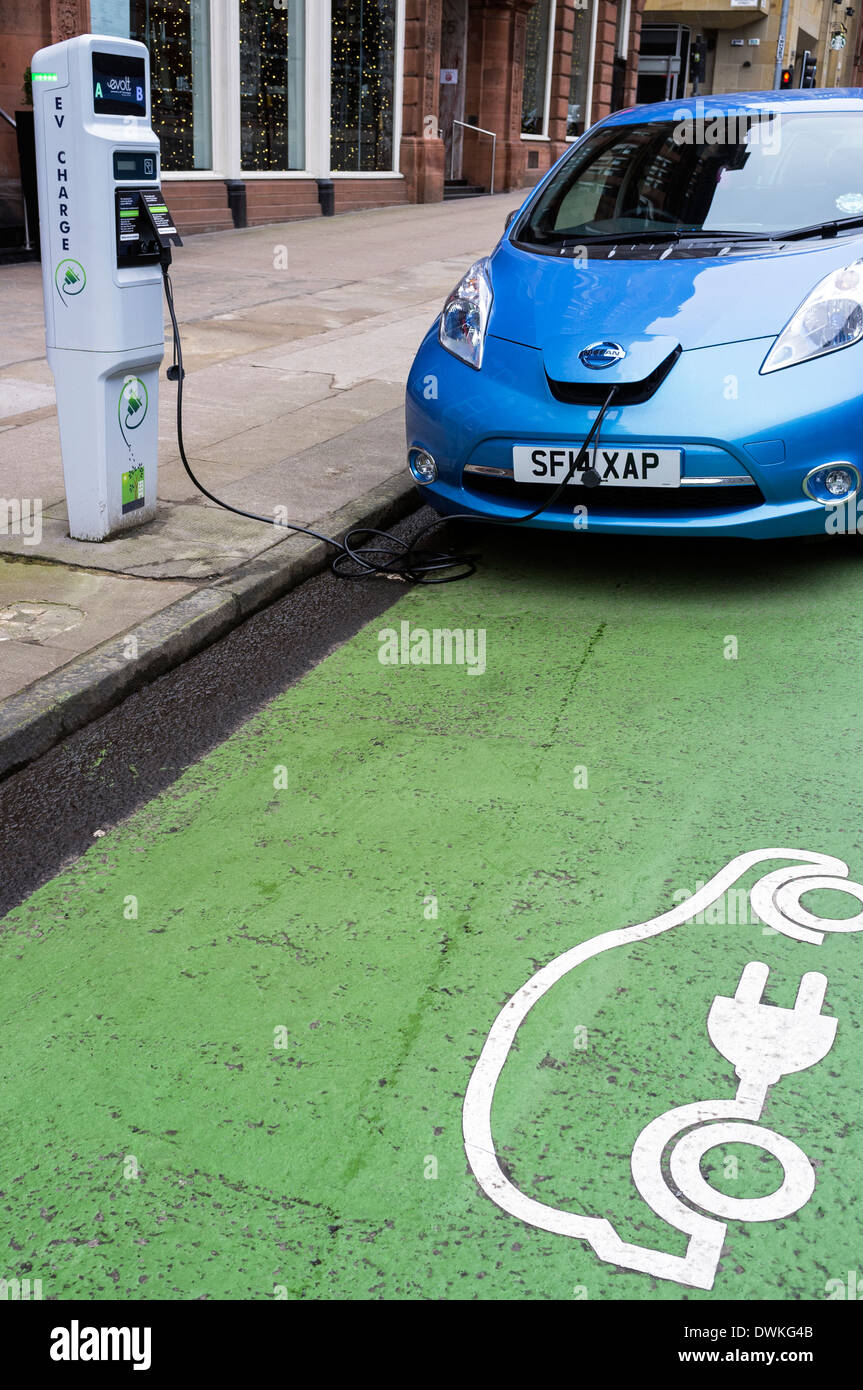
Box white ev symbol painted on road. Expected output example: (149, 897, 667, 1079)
(463, 849, 863, 1290)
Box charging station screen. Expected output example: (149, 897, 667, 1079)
(92, 52, 147, 117)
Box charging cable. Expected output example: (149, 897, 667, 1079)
(161, 260, 617, 583)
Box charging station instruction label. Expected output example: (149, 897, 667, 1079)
(117, 190, 142, 243)
(140, 189, 178, 237)
(121, 465, 145, 513)
(118, 376, 148, 512)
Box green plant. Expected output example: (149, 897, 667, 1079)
(22, 66, 32, 107)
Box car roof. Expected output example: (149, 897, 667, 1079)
(601, 88, 863, 126)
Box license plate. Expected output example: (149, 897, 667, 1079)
(512, 445, 682, 487)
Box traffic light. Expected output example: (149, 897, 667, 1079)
(780, 67, 793, 89)
(800, 50, 817, 87)
(689, 37, 706, 85)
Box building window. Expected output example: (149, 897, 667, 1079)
(330, 0, 397, 171)
(522, 0, 555, 136)
(240, 0, 306, 170)
(567, 0, 595, 138)
(90, 0, 213, 171)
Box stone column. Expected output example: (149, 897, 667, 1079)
(548, 0, 575, 167)
(462, 0, 539, 194)
(590, 0, 645, 122)
(49, 0, 90, 43)
(591, 0, 617, 121)
(623, 0, 645, 109)
(399, 0, 446, 203)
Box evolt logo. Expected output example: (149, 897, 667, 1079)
(49, 1320, 151, 1371)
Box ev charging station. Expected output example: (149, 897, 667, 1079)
(32, 34, 181, 541)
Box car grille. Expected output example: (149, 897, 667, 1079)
(463, 474, 764, 515)
(546, 345, 682, 406)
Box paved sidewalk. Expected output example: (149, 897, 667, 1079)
(0, 191, 522, 771)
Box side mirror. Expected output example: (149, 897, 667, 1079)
(504, 209, 518, 232)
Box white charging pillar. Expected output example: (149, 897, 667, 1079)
(32, 35, 176, 541)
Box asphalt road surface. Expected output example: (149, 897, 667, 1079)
(2, 518, 863, 1302)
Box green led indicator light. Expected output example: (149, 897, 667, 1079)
(32, 72, 58, 81)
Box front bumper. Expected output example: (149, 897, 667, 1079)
(405, 328, 863, 538)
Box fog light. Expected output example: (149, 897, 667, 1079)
(803, 462, 860, 505)
(409, 449, 437, 484)
(826, 468, 853, 495)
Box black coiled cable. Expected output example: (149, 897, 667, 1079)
(162, 264, 617, 584)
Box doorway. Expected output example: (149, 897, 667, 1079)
(637, 24, 691, 104)
(440, 0, 468, 181)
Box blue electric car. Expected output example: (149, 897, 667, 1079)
(405, 91, 863, 537)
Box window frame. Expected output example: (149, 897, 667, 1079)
(159, 0, 406, 183)
(521, 0, 558, 142)
(565, 0, 599, 144)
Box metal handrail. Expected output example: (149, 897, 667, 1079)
(451, 119, 496, 197)
(1, 106, 34, 252)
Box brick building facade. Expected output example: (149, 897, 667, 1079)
(403, 1, 645, 203)
(1, 0, 644, 250)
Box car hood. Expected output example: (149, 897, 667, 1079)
(487, 236, 863, 356)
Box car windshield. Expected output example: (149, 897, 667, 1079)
(516, 112, 863, 244)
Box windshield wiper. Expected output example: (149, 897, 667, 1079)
(563, 229, 683, 246)
(781, 214, 863, 241)
(677, 228, 771, 241)
(553, 227, 769, 247)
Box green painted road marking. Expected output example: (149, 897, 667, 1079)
(2, 534, 863, 1301)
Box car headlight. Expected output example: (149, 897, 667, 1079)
(439, 258, 493, 369)
(761, 260, 863, 374)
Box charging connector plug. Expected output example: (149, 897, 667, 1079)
(707, 961, 837, 1092)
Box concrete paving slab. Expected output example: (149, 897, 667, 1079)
(249, 309, 438, 387)
(0, 263, 47, 367)
(168, 196, 519, 291)
(0, 372, 55, 419)
(155, 363, 335, 457)
(0, 357, 54, 387)
(0, 497, 281, 580)
(212, 408, 407, 520)
(0, 597, 86, 644)
(0, 377, 57, 420)
(163, 316, 308, 369)
(227, 299, 372, 331)
(0, 640, 63, 698)
(0, 554, 193, 694)
(192, 380, 404, 475)
(0, 415, 64, 505)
